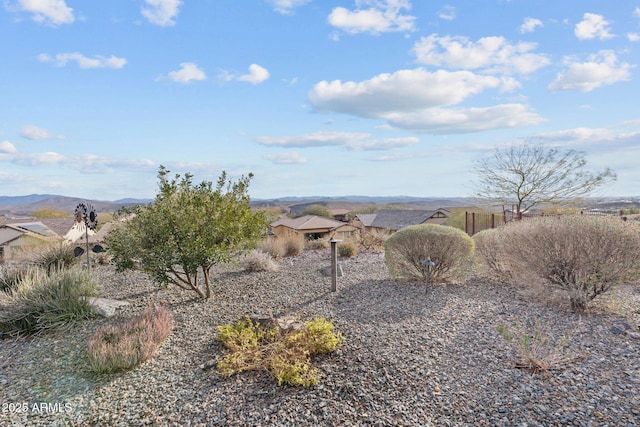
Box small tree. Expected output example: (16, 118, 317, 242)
(300, 204, 332, 218)
(106, 166, 267, 298)
(473, 142, 616, 218)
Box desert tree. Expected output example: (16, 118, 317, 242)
(106, 166, 267, 298)
(473, 142, 616, 218)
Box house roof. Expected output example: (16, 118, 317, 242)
(355, 213, 377, 227)
(367, 209, 449, 231)
(270, 215, 345, 231)
(0, 221, 62, 245)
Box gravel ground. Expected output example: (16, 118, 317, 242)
(1, 250, 639, 426)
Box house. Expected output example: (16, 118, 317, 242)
(269, 215, 359, 245)
(0, 221, 63, 262)
(352, 209, 450, 237)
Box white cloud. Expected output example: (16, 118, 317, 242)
(257, 131, 371, 148)
(263, 152, 307, 164)
(141, 0, 182, 27)
(575, 13, 613, 40)
(11, 151, 66, 166)
(266, 0, 311, 15)
(627, 33, 640, 42)
(310, 68, 502, 117)
(635, 7, 640, 18)
(437, 5, 455, 21)
(548, 51, 633, 92)
(347, 136, 419, 151)
(14, 0, 74, 26)
(38, 52, 127, 69)
(520, 17, 543, 34)
(257, 131, 419, 151)
(383, 104, 545, 134)
(328, 0, 416, 35)
(237, 64, 270, 84)
(20, 125, 64, 140)
(167, 62, 207, 84)
(412, 34, 550, 75)
(0, 141, 17, 154)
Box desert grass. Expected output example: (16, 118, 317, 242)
(87, 305, 173, 374)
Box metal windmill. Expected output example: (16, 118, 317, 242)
(75, 203, 98, 269)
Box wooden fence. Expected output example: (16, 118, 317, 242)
(465, 209, 625, 236)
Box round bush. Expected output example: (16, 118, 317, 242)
(384, 224, 475, 283)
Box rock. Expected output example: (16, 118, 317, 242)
(87, 297, 130, 318)
(320, 264, 344, 277)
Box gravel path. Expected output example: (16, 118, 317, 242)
(1, 250, 639, 426)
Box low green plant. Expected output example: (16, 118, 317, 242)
(216, 316, 344, 386)
(337, 242, 357, 258)
(384, 224, 475, 283)
(0, 267, 98, 336)
(0, 267, 25, 293)
(87, 305, 173, 374)
(37, 243, 78, 272)
(496, 321, 578, 374)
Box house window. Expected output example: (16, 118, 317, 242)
(305, 233, 323, 241)
(339, 231, 353, 239)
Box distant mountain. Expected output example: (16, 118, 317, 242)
(0, 194, 62, 206)
(0, 195, 151, 216)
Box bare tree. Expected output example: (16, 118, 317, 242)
(473, 142, 616, 218)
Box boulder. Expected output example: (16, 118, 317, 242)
(87, 297, 130, 318)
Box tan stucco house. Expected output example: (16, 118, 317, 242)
(269, 215, 359, 245)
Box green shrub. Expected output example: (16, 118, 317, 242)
(0, 267, 98, 336)
(37, 243, 78, 272)
(242, 249, 279, 272)
(216, 316, 344, 386)
(87, 305, 173, 374)
(384, 224, 475, 283)
(498, 215, 640, 311)
(0, 267, 26, 293)
(337, 242, 357, 258)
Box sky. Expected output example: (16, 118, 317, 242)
(1, 0, 639, 201)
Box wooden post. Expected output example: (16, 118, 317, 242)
(329, 238, 341, 292)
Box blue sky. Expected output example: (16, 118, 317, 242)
(1, 0, 639, 201)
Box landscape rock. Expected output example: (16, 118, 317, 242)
(87, 297, 130, 318)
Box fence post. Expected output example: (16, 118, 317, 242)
(472, 212, 476, 236)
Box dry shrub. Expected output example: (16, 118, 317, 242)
(496, 321, 581, 375)
(242, 249, 279, 272)
(497, 216, 640, 311)
(87, 305, 173, 374)
(358, 228, 387, 251)
(305, 239, 329, 250)
(338, 242, 357, 258)
(384, 224, 475, 283)
(258, 238, 285, 259)
(282, 237, 304, 257)
(216, 316, 343, 386)
(473, 228, 511, 280)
